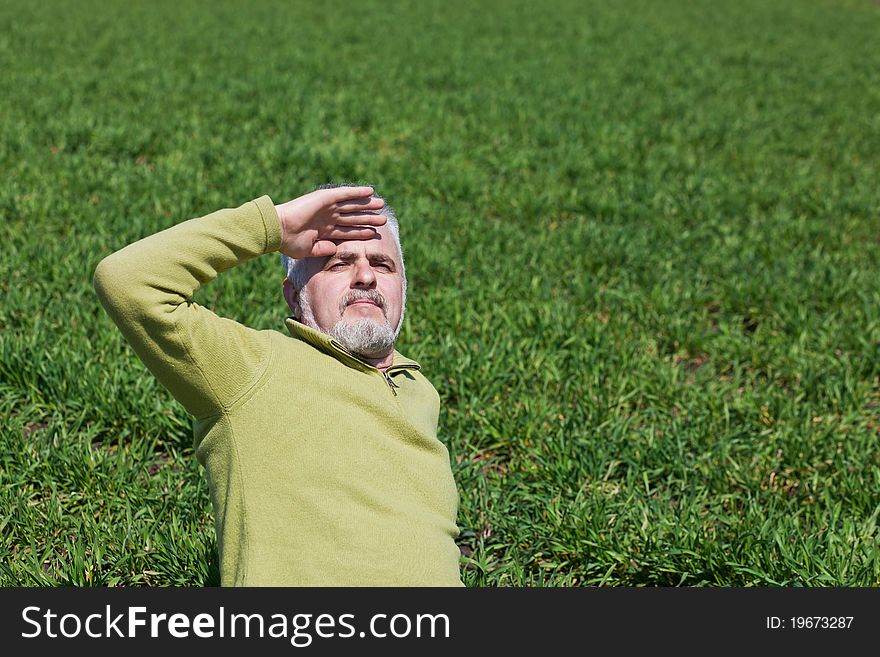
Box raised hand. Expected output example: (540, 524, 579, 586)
(274, 186, 387, 259)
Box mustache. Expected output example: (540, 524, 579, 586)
(340, 289, 387, 315)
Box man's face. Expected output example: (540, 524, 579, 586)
(284, 223, 404, 353)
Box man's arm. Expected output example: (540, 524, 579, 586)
(93, 196, 283, 418)
(93, 187, 388, 419)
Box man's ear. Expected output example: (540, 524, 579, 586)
(282, 278, 302, 321)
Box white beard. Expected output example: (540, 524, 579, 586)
(298, 286, 401, 359)
(328, 318, 395, 358)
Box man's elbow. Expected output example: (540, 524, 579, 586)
(93, 253, 141, 322)
(93, 254, 121, 308)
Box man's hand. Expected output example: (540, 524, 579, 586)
(275, 186, 387, 259)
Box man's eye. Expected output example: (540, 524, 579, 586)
(375, 263, 391, 270)
(329, 262, 348, 270)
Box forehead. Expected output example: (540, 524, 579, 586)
(302, 222, 401, 280)
(333, 223, 400, 261)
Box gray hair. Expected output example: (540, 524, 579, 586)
(280, 183, 408, 333)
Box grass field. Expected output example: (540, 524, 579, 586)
(1, 0, 879, 586)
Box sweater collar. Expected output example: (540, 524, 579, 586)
(283, 317, 421, 372)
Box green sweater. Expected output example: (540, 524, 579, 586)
(93, 196, 463, 586)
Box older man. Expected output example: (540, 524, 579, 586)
(93, 185, 463, 586)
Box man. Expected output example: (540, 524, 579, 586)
(93, 185, 463, 586)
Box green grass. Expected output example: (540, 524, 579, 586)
(1, 0, 879, 586)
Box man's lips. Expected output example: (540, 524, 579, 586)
(346, 300, 383, 311)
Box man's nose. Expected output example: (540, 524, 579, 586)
(352, 261, 376, 287)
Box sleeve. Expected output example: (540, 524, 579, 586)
(93, 195, 283, 418)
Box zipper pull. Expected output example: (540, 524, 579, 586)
(383, 371, 399, 396)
